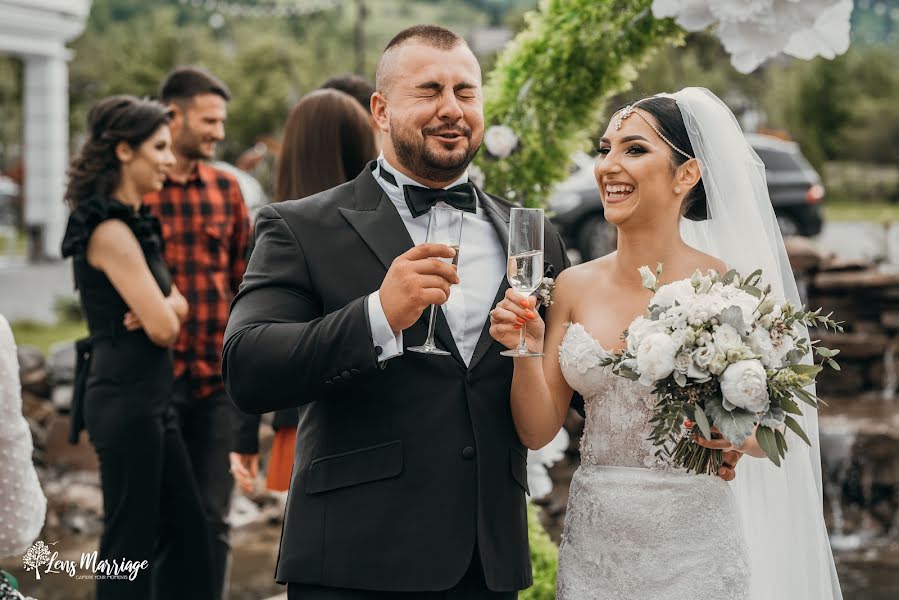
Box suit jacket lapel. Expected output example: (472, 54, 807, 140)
(338, 164, 464, 366)
(468, 190, 512, 371)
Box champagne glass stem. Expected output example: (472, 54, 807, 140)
(424, 305, 438, 349)
(517, 321, 528, 354)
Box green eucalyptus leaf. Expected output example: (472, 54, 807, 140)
(704, 396, 756, 448)
(693, 404, 712, 440)
(774, 427, 789, 457)
(784, 415, 811, 446)
(756, 426, 781, 467)
(719, 305, 746, 332)
(759, 405, 786, 428)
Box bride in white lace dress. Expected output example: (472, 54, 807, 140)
(489, 88, 842, 599)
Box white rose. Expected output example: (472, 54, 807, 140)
(651, 279, 695, 308)
(749, 327, 780, 368)
(719, 360, 770, 413)
(670, 328, 688, 349)
(638, 265, 657, 290)
(483, 125, 519, 159)
(674, 351, 691, 374)
(626, 316, 666, 353)
(775, 333, 797, 364)
(636, 333, 678, 386)
(713, 324, 743, 354)
(709, 353, 729, 375)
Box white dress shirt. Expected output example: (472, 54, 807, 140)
(367, 156, 506, 365)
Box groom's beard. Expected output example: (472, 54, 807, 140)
(390, 119, 481, 184)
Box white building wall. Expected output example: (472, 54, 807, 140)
(0, 0, 90, 258)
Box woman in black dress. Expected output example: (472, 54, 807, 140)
(61, 95, 214, 600)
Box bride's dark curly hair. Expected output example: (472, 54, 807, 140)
(623, 96, 708, 221)
(65, 95, 171, 208)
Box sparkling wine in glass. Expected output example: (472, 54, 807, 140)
(407, 206, 464, 356)
(501, 207, 545, 358)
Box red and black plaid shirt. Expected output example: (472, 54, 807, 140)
(144, 162, 251, 401)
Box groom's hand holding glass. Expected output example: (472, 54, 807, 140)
(379, 244, 459, 333)
(489, 288, 544, 354)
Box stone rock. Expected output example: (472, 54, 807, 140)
(818, 362, 868, 395)
(882, 311, 899, 330)
(814, 268, 899, 291)
(22, 389, 55, 425)
(784, 235, 823, 271)
(17, 344, 50, 397)
(48, 340, 76, 385)
(51, 384, 73, 412)
(818, 256, 870, 273)
(44, 414, 98, 472)
(817, 332, 890, 360)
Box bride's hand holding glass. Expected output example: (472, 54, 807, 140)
(488, 288, 544, 355)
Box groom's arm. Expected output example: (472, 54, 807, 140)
(223, 205, 378, 414)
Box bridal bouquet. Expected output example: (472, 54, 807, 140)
(601, 266, 842, 475)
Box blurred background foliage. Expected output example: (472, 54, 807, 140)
(0, 0, 896, 201)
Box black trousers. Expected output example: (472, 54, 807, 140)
(167, 377, 236, 600)
(88, 397, 214, 600)
(287, 548, 518, 600)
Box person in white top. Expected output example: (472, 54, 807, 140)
(0, 313, 47, 558)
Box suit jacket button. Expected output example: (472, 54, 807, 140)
(461, 446, 476, 459)
(375, 345, 383, 356)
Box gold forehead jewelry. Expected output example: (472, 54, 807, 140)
(615, 100, 694, 160)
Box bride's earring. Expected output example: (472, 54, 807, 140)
(674, 186, 682, 195)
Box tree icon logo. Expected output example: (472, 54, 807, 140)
(22, 540, 52, 580)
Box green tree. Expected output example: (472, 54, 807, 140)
(478, 0, 682, 206)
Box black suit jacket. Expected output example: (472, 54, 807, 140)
(222, 163, 570, 592)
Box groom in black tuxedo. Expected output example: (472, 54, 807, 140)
(223, 24, 569, 599)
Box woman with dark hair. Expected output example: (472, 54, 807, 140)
(61, 95, 214, 600)
(230, 89, 377, 494)
(489, 88, 841, 599)
(275, 88, 378, 201)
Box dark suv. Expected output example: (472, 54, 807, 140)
(549, 135, 825, 260)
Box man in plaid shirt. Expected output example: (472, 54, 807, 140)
(144, 66, 251, 600)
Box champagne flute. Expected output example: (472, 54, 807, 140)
(407, 206, 464, 355)
(501, 207, 544, 358)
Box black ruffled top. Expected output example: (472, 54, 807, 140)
(61, 196, 164, 259)
(61, 197, 172, 340)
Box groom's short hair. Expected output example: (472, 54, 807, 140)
(376, 25, 469, 94)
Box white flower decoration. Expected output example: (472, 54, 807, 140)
(719, 359, 770, 413)
(651, 0, 853, 74)
(483, 125, 519, 159)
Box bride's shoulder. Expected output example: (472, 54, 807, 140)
(557, 254, 614, 288)
(684, 247, 727, 276)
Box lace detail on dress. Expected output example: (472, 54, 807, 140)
(556, 323, 749, 600)
(559, 323, 662, 469)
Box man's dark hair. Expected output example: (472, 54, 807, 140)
(383, 24, 465, 53)
(319, 74, 375, 115)
(376, 25, 469, 93)
(158, 66, 231, 104)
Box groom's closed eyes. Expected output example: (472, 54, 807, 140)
(414, 81, 479, 100)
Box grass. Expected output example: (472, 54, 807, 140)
(10, 319, 88, 355)
(0, 228, 26, 255)
(824, 199, 899, 224)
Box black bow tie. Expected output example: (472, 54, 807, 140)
(379, 168, 477, 218)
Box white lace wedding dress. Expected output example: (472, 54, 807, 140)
(556, 323, 750, 600)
